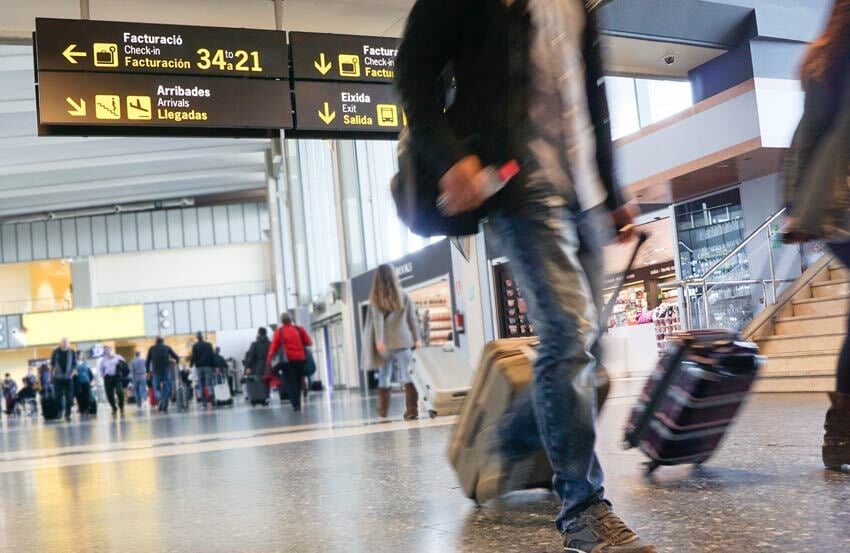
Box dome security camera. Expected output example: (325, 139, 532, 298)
(663, 54, 677, 66)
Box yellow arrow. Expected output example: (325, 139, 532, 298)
(62, 44, 87, 64)
(65, 97, 86, 116)
(313, 53, 332, 75)
(318, 102, 336, 125)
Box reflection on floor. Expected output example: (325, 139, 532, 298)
(0, 390, 848, 552)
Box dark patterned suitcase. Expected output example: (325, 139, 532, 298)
(623, 330, 762, 474)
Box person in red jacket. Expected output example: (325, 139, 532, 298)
(267, 313, 312, 412)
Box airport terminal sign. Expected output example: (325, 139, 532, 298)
(293, 81, 404, 133)
(37, 72, 293, 129)
(35, 18, 288, 78)
(289, 32, 399, 83)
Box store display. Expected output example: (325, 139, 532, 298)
(409, 282, 454, 346)
(603, 284, 648, 328)
(675, 189, 754, 329)
(493, 263, 535, 338)
(653, 304, 681, 352)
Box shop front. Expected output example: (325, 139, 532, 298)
(350, 240, 458, 390)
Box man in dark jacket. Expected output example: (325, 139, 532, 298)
(244, 327, 271, 378)
(147, 337, 179, 413)
(397, 2, 653, 551)
(50, 337, 77, 421)
(190, 332, 217, 408)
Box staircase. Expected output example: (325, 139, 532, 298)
(745, 254, 848, 392)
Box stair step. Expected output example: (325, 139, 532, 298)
(757, 332, 844, 354)
(791, 294, 850, 317)
(830, 267, 850, 281)
(759, 351, 838, 378)
(774, 313, 847, 335)
(754, 375, 836, 393)
(811, 279, 850, 298)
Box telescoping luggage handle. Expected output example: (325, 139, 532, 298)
(600, 232, 649, 326)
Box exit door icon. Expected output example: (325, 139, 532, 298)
(338, 54, 361, 78)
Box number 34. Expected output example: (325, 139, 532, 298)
(196, 48, 263, 72)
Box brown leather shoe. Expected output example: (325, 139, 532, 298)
(403, 383, 419, 420)
(377, 388, 390, 418)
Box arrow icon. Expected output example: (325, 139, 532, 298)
(318, 102, 336, 125)
(65, 97, 86, 117)
(62, 44, 87, 64)
(313, 53, 332, 75)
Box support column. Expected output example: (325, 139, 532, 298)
(329, 141, 361, 390)
(265, 147, 293, 315)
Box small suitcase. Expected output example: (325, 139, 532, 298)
(448, 338, 553, 501)
(409, 346, 474, 418)
(176, 386, 190, 411)
(41, 396, 60, 421)
(623, 330, 762, 474)
(148, 387, 158, 407)
(214, 382, 233, 407)
(246, 379, 270, 406)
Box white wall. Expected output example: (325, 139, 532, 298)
(91, 243, 273, 306)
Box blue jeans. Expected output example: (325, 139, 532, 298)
(133, 378, 147, 407)
(491, 183, 610, 532)
(153, 373, 173, 411)
(377, 349, 413, 388)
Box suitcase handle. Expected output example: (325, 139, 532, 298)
(600, 232, 649, 325)
(623, 336, 694, 449)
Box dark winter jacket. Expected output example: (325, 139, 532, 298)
(245, 337, 271, 374)
(147, 343, 179, 376)
(190, 340, 216, 368)
(396, 0, 624, 214)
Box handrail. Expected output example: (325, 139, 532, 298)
(700, 207, 787, 283)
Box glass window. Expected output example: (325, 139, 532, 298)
(604, 76, 640, 140)
(642, 79, 693, 124)
(354, 140, 441, 268)
(297, 140, 342, 299)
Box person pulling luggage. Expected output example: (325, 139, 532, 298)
(782, 0, 850, 471)
(2, 373, 18, 415)
(396, 0, 654, 550)
(190, 332, 217, 409)
(130, 351, 148, 411)
(361, 264, 422, 420)
(146, 337, 180, 414)
(266, 313, 312, 412)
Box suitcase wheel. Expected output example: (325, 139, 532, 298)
(428, 410, 437, 420)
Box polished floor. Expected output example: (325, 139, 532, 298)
(0, 389, 848, 552)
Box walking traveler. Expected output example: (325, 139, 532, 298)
(50, 338, 77, 421)
(396, 0, 654, 550)
(75, 352, 94, 418)
(146, 337, 179, 413)
(782, 0, 850, 471)
(361, 264, 421, 420)
(190, 332, 217, 409)
(267, 313, 312, 412)
(38, 363, 51, 400)
(130, 351, 148, 410)
(100, 346, 126, 415)
(245, 327, 271, 379)
(3, 373, 17, 415)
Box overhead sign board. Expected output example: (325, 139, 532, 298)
(289, 32, 399, 83)
(293, 81, 404, 133)
(37, 71, 293, 130)
(35, 18, 288, 78)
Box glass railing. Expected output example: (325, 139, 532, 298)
(0, 297, 73, 316)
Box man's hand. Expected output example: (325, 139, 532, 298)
(437, 156, 485, 216)
(376, 342, 387, 355)
(612, 204, 639, 244)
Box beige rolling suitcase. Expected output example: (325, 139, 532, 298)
(447, 338, 553, 502)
